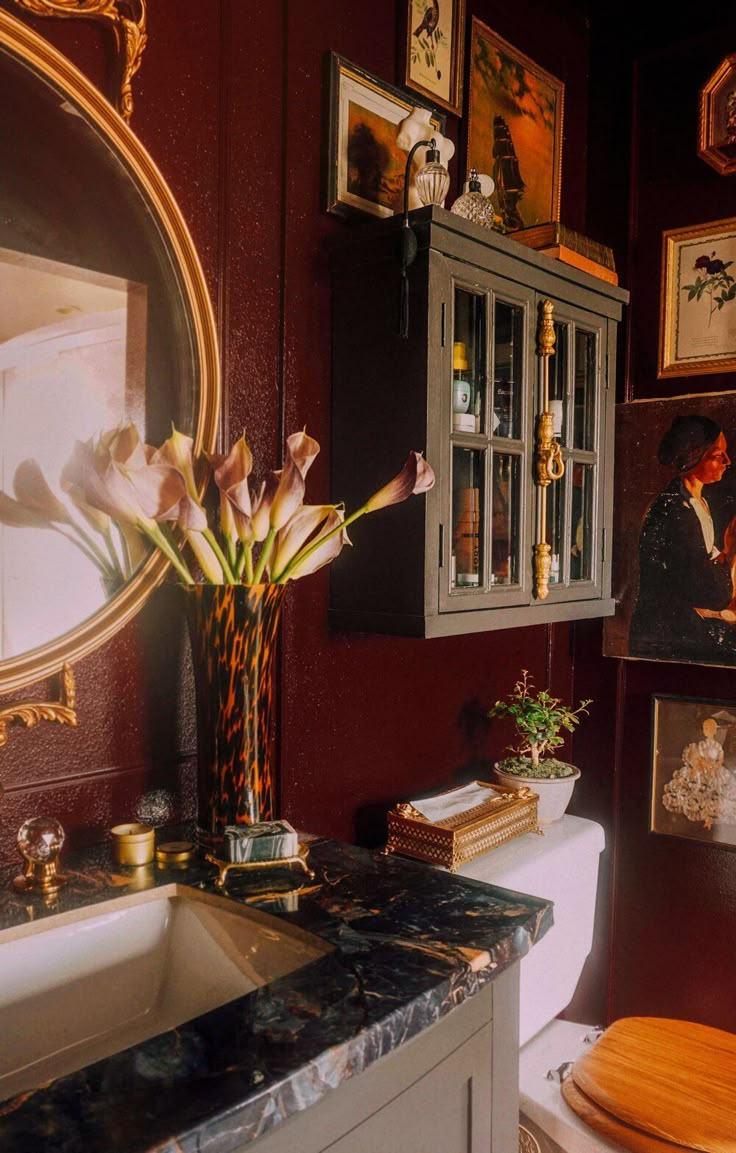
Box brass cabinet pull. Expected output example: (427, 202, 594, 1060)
(533, 299, 565, 600)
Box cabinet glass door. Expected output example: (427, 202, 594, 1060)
(444, 272, 531, 608)
(537, 306, 603, 599)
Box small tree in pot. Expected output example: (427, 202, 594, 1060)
(488, 670, 592, 823)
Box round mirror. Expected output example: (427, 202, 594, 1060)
(0, 11, 219, 691)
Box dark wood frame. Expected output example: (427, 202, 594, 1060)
(650, 693, 736, 850)
(401, 0, 466, 118)
(325, 52, 445, 220)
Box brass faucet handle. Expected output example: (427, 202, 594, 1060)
(14, 816, 68, 893)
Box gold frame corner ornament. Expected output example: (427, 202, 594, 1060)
(10, 0, 147, 121)
(0, 663, 77, 748)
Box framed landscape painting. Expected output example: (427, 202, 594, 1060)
(603, 392, 736, 669)
(325, 53, 444, 219)
(650, 694, 736, 849)
(466, 17, 563, 232)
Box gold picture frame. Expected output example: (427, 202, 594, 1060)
(698, 54, 736, 176)
(403, 0, 466, 118)
(658, 217, 736, 378)
(466, 17, 563, 233)
(325, 52, 445, 220)
(650, 694, 736, 849)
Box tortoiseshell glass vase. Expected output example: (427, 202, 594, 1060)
(185, 583, 286, 847)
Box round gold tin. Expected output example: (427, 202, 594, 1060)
(155, 840, 196, 865)
(111, 823, 155, 866)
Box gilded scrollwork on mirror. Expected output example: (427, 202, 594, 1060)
(0, 663, 76, 747)
(10, 0, 147, 121)
(0, 8, 220, 724)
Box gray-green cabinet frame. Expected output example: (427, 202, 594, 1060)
(329, 206, 628, 638)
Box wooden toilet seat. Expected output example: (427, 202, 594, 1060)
(562, 1016, 736, 1153)
(561, 1075, 688, 1152)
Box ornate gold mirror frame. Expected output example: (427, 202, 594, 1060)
(0, 8, 220, 739)
(11, 0, 146, 121)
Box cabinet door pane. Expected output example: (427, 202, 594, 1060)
(451, 447, 485, 588)
(493, 300, 524, 439)
(573, 330, 596, 450)
(548, 320, 568, 443)
(491, 453, 520, 585)
(453, 288, 485, 434)
(548, 476, 564, 586)
(570, 463, 594, 581)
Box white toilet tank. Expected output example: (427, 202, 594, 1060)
(459, 815, 605, 1045)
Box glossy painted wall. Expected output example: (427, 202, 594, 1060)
(0, 4, 591, 850)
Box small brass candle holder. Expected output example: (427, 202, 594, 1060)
(111, 823, 155, 866)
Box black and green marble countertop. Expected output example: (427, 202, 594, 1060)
(0, 836, 552, 1152)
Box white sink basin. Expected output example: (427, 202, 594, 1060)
(0, 883, 330, 1100)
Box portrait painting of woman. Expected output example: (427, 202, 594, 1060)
(604, 395, 736, 668)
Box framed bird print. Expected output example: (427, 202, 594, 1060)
(403, 0, 466, 117)
(466, 17, 563, 232)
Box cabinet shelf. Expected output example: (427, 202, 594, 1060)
(329, 206, 628, 638)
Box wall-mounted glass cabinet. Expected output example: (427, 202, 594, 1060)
(329, 206, 628, 637)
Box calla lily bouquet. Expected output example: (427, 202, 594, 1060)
(0, 423, 435, 586)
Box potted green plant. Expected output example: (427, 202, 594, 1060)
(488, 670, 592, 824)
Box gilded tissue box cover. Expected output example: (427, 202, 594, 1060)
(385, 781, 540, 871)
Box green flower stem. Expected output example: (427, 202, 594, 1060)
(51, 525, 117, 577)
(274, 504, 362, 583)
(66, 518, 120, 576)
(204, 529, 236, 584)
(252, 527, 276, 584)
(145, 522, 195, 585)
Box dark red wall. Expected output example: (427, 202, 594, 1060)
(0, 0, 650, 1034)
(591, 19, 736, 1033)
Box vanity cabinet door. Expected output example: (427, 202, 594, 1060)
(246, 973, 519, 1153)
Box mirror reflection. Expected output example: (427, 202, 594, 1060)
(0, 13, 219, 688)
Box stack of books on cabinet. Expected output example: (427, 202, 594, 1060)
(511, 223, 618, 285)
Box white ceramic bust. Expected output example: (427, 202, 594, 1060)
(396, 106, 455, 210)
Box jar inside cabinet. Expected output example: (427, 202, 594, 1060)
(329, 206, 628, 638)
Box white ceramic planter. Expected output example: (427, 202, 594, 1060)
(492, 763, 580, 825)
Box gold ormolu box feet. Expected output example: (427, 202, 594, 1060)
(384, 781, 540, 872)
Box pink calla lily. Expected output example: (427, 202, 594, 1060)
(0, 489, 55, 529)
(13, 459, 72, 524)
(274, 506, 350, 581)
(13, 419, 434, 591)
(364, 452, 435, 512)
(271, 504, 346, 579)
(268, 430, 320, 531)
(210, 434, 254, 542)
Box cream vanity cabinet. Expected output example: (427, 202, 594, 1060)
(329, 206, 628, 637)
(243, 971, 519, 1153)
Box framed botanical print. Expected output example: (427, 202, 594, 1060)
(403, 0, 466, 118)
(466, 17, 563, 232)
(325, 53, 445, 220)
(650, 694, 736, 849)
(603, 391, 736, 669)
(658, 217, 736, 378)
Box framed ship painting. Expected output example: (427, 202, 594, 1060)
(651, 694, 736, 849)
(466, 17, 563, 232)
(603, 392, 736, 669)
